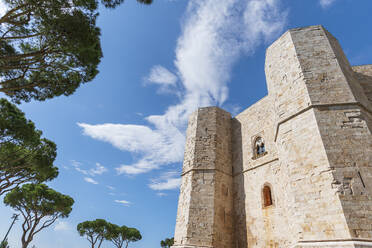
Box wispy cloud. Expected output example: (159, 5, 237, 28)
(319, 0, 337, 8)
(106, 185, 115, 190)
(78, 123, 184, 175)
(145, 65, 179, 94)
(72, 160, 108, 176)
(84, 177, 99, 185)
(90, 163, 107, 175)
(78, 0, 287, 175)
(0, 1, 8, 17)
(115, 200, 131, 206)
(149, 171, 181, 191)
(146, 65, 178, 86)
(54, 221, 71, 231)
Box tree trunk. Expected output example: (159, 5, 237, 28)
(97, 237, 104, 248)
(22, 240, 29, 248)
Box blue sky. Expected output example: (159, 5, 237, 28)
(1, 0, 372, 247)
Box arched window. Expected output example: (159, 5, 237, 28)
(263, 185, 273, 207)
(254, 137, 266, 156)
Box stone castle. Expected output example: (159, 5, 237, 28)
(171, 26, 372, 248)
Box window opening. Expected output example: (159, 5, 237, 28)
(255, 137, 266, 156)
(263, 185, 273, 207)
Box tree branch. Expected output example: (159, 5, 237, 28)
(0, 49, 48, 61)
(0, 4, 28, 24)
(33, 215, 58, 236)
(1, 32, 41, 40)
(0, 82, 44, 92)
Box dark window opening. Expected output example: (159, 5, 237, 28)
(254, 137, 266, 156)
(263, 185, 273, 207)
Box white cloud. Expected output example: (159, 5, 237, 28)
(146, 65, 178, 86)
(115, 200, 131, 206)
(149, 177, 181, 190)
(149, 171, 182, 191)
(145, 65, 179, 94)
(157, 192, 167, 197)
(84, 177, 98, 185)
(224, 104, 242, 117)
(72, 160, 88, 175)
(54, 221, 71, 231)
(0, 1, 8, 17)
(78, 0, 287, 175)
(90, 163, 107, 175)
(71, 160, 82, 167)
(72, 160, 107, 176)
(320, 0, 337, 8)
(78, 123, 184, 175)
(106, 185, 115, 190)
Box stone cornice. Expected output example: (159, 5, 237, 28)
(274, 101, 372, 142)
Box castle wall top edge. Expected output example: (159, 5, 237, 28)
(265, 25, 325, 54)
(233, 95, 270, 120)
(352, 64, 372, 69)
(192, 106, 232, 116)
(191, 26, 371, 123)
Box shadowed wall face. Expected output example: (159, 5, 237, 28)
(353, 65, 372, 107)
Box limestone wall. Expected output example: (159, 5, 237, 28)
(322, 29, 371, 110)
(232, 96, 291, 247)
(353, 65, 372, 106)
(174, 111, 198, 246)
(277, 108, 351, 242)
(173, 107, 234, 248)
(264, 25, 372, 246)
(264, 29, 311, 124)
(232, 96, 278, 174)
(313, 105, 372, 239)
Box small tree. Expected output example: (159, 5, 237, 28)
(4, 183, 74, 248)
(77, 219, 110, 248)
(107, 224, 142, 248)
(0, 98, 58, 196)
(160, 237, 174, 248)
(0, 239, 9, 248)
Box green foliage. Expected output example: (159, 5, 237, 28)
(4, 183, 74, 248)
(160, 237, 174, 248)
(0, 239, 9, 248)
(0, 98, 58, 196)
(0, 0, 151, 103)
(77, 219, 110, 248)
(77, 220, 142, 248)
(107, 224, 142, 248)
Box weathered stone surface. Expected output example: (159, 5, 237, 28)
(173, 107, 234, 248)
(172, 25, 372, 248)
(353, 65, 372, 107)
